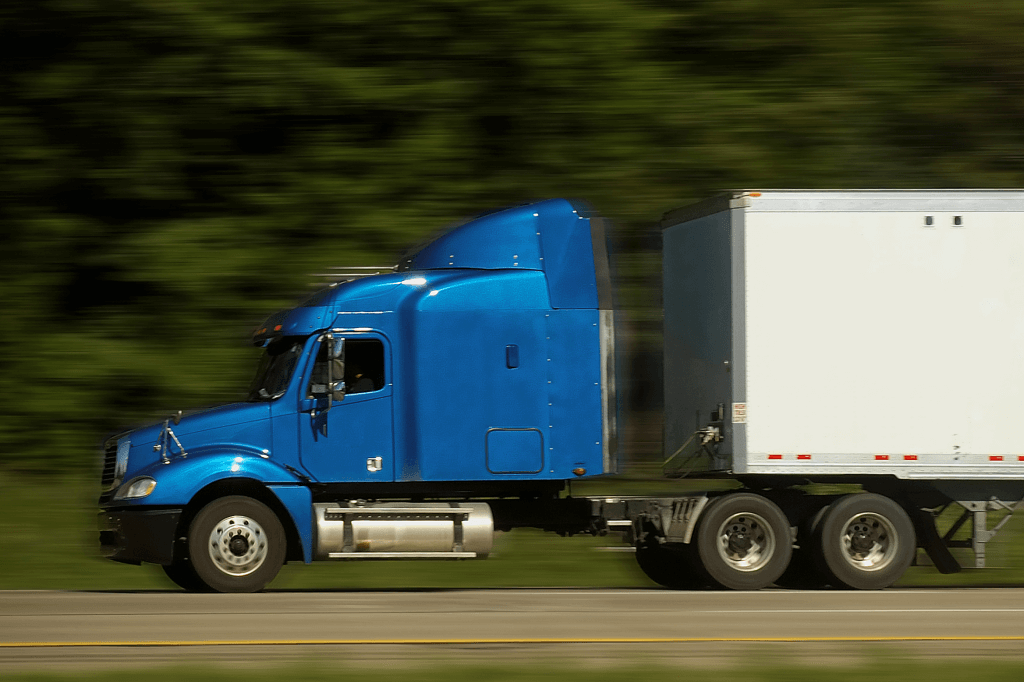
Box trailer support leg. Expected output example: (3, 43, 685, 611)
(951, 498, 1023, 569)
(910, 507, 960, 574)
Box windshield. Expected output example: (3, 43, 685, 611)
(246, 337, 305, 401)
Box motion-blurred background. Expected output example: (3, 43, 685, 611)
(3, 0, 1024, 588)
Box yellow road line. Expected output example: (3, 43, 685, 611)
(3, 636, 1024, 647)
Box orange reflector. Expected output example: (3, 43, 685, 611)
(572, 467, 587, 476)
(875, 455, 889, 461)
(903, 455, 918, 461)
(990, 456, 1004, 462)
(768, 454, 782, 460)
(796, 454, 811, 460)
(749, 192, 762, 197)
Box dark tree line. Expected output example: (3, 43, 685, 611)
(2, 0, 1023, 471)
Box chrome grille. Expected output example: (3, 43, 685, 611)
(100, 439, 118, 490)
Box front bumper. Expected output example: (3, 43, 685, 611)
(98, 508, 182, 565)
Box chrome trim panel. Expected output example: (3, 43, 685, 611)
(599, 309, 618, 474)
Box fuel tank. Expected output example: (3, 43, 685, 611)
(313, 502, 493, 559)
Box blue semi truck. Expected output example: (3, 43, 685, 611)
(99, 192, 1024, 592)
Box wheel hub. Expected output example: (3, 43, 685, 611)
(841, 513, 896, 571)
(716, 513, 774, 572)
(229, 534, 250, 557)
(207, 515, 268, 577)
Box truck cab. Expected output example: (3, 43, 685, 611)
(99, 198, 617, 591)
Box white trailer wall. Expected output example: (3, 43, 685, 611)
(664, 191, 1024, 480)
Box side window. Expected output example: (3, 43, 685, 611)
(344, 339, 385, 394)
(308, 338, 386, 398)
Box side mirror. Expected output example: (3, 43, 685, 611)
(329, 359, 346, 402)
(322, 334, 346, 408)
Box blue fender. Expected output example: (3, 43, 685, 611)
(130, 449, 306, 506)
(267, 484, 313, 563)
(120, 450, 315, 563)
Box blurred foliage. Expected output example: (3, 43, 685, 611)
(2, 0, 1024, 472)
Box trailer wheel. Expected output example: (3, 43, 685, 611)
(161, 559, 206, 592)
(635, 543, 704, 589)
(188, 496, 286, 593)
(695, 493, 792, 590)
(816, 493, 915, 590)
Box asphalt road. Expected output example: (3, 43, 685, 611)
(2, 588, 1024, 670)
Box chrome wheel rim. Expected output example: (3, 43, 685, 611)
(208, 515, 268, 577)
(840, 513, 897, 572)
(715, 512, 775, 572)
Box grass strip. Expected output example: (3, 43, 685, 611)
(6, 660, 1024, 682)
(3, 473, 1024, 590)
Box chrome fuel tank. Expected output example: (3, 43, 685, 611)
(313, 502, 493, 559)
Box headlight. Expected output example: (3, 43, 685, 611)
(116, 477, 157, 500)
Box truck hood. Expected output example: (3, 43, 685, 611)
(128, 402, 271, 450)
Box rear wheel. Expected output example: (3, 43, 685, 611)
(815, 493, 915, 590)
(694, 493, 792, 590)
(188, 496, 286, 593)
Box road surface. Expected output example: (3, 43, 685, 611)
(2, 588, 1023, 670)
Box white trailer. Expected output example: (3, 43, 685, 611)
(649, 190, 1024, 589)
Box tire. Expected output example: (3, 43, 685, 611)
(694, 493, 792, 590)
(815, 493, 915, 590)
(774, 506, 829, 589)
(162, 559, 206, 592)
(188, 496, 286, 593)
(635, 543, 705, 589)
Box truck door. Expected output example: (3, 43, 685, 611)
(298, 334, 394, 482)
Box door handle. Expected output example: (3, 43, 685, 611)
(366, 456, 383, 472)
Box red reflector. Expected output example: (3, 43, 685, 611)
(903, 455, 918, 461)
(768, 454, 782, 460)
(990, 456, 1004, 462)
(1019, 456, 1024, 462)
(274, 324, 282, 331)
(796, 454, 811, 460)
(875, 455, 889, 461)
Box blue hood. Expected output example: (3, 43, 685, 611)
(130, 402, 272, 447)
(122, 402, 273, 480)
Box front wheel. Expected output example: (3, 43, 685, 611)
(694, 493, 792, 590)
(815, 493, 915, 590)
(162, 559, 206, 592)
(188, 496, 286, 593)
